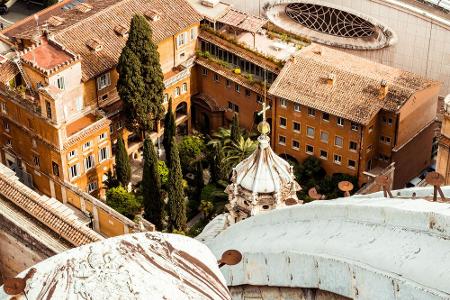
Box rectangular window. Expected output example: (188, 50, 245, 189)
(349, 141, 358, 151)
(52, 162, 60, 177)
(293, 122, 300, 132)
(33, 155, 40, 167)
(278, 135, 286, 145)
(213, 73, 219, 82)
(45, 101, 52, 119)
(3, 120, 9, 132)
(256, 95, 263, 104)
(337, 117, 344, 127)
(163, 93, 169, 103)
(235, 84, 240, 93)
(68, 150, 77, 160)
(69, 163, 79, 179)
(85, 154, 95, 170)
(351, 122, 359, 131)
(308, 108, 316, 117)
(294, 103, 301, 112)
(280, 99, 287, 108)
(380, 136, 391, 145)
(306, 144, 314, 155)
(83, 141, 92, 150)
(306, 126, 315, 138)
(174, 87, 180, 97)
(202, 68, 208, 76)
(334, 154, 342, 165)
(99, 147, 109, 162)
(226, 79, 231, 88)
(245, 89, 251, 97)
(322, 112, 330, 121)
(228, 102, 239, 113)
(5, 139, 12, 147)
(320, 150, 328, 160)
(279, 117, 287, 128)
(335, 136, 343, 148)
(88, 181, 98, 193)
(97, 72, 111, 90)
(99, 132, 106, 141)
(348, 160, 356, 169)
(56, 76, 65, 90)
(109, 124, 114, 134)
(181, 83, 187, 94)
(177, 32, 186, 47)
(292, 140, 300, 150)
(190, 27, 196, 40)
(320, 131, 329, 143)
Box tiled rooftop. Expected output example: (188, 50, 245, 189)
(66, 113, 97, 137)
(269, 44, 440, 125)
(22, 39, 74, 70)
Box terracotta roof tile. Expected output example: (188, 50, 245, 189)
(0, 61, 19, 84)
(269, 44, 440, 125)
(0, 164, 102, 246)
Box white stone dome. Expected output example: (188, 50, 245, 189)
(233, 135, 297, 194)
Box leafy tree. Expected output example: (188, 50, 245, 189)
(142, 138, 163, 230)
(163, 97, 176, 163)
(178, 135, 205, 174)
(106, 186, 141, 219)
(115, 136, 131, 186)
(157, 160, 169, 186)
(44, 0, 58, 7)
(230, 113, 241, 144)
(199, 200, 214, 218)
(117, 15, 164, 134)
(167, 139, 187, 232)
(223, 136, 257, 175)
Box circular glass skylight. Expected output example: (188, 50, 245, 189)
(285, 3, 376, 38)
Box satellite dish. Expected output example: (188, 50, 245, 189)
(218, 250, 242, 268)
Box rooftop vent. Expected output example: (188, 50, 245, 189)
(114, 25, 129, 37)
(86, 39, 103, 52)
(145, 9, 161, 21)
(327, 73, 336, 86)
(47, 16, 65, 27)
(76, 3, 93, 13)
(379, 79, 389, 99)
(201, 0, 220, 7)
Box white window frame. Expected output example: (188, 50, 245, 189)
(322, 112, 330, 122)
(83, 141, 92, 151)
(334, 154, 342, 165)
(177, 32, 187, 47)
(320, 131, 329, 143)
(87, 181, 98, 193)
(84, 154, 95, 170)
(280, 99, 287, 108)
(99, 147, 109, 162)
(4, 120, 9, 132)
(213, 73, 219, 82)
(349, 141, 358, 152)
(306, 144, 314, 155)
(278, 135, 286, 145)
(33, 155, 40, 167)
(0, 102, 6, 114)
(174, 87, 180, 97)
(163, 93, 169, 103)
(308, 108, 316, 117)
(306, 126, 315, 138)
(181, 83, 188, 94)
(99, 132, 107, 141)
(294, 103, 301, 112)
(348, 160, 356, 169)
(292, 140, 300, 150)
(69, 163, 80, 179)
(351, 122, 359, 131)
(202, 68, 208, 76)
(235, 84, 240, 93)
(335, 135, 343, 148)
(320, 150, 328, 160)
(337, 117, 344, 127)
(190, 27, 196, 40)
(97, 72, 111, 90)
(6, 139, 12, 147)
(293, 121, 300, 133)
(68, 150, 77, 160)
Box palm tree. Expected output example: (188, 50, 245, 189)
(223, 136, 258, 175)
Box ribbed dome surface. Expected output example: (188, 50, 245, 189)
(234, 135, 295, 194)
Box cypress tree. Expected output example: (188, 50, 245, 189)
(142, 138, 164, 230)
(230, 113, 241, 144)
(163, 97, 176, 163)
(167, 138, 187, 232)
(117, 14, 164, 134)
(115, 136, 131, 187)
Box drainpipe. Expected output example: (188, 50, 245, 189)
(356, 125, 364, 184)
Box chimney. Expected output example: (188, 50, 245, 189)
(444, 94, 450, 114)
(379, 79, 389, 99)
(145, 9, 161, 22)
(327, 73, 336, 86)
